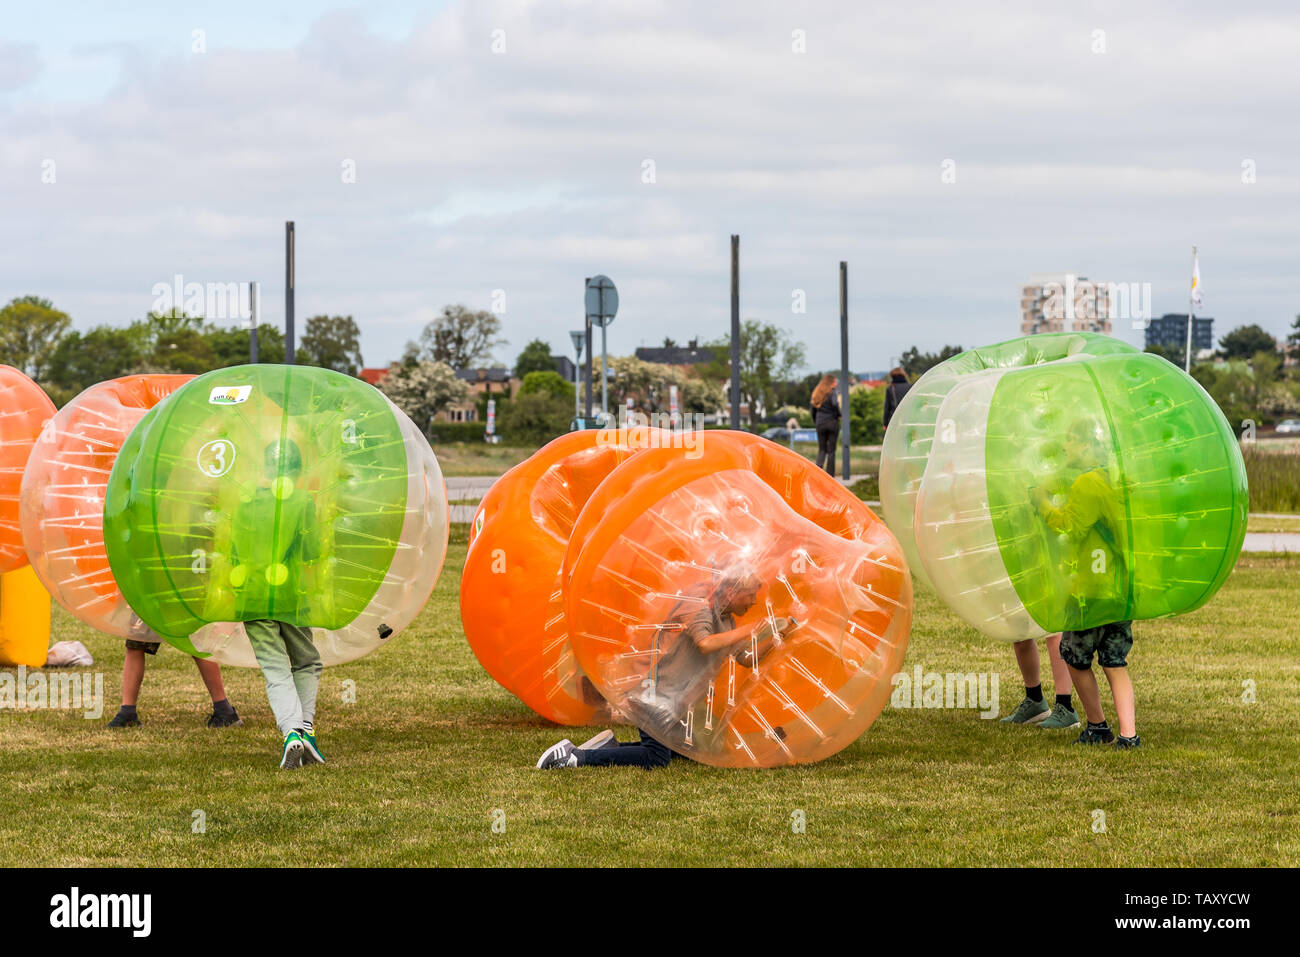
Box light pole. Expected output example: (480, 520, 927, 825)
(248, 281, 260, 363)
(584, 275, 619, 426)
(284, 221, 295, 364)
(569, 330, 585, 422)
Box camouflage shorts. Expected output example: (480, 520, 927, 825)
(124, 639, 161, 656)
(1061, 621, 1133, 669)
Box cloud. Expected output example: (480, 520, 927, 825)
(0, 43, 42, 92)
(1, 0, 1296, 372)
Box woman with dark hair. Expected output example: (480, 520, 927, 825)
(810, 373, 840, 475)
(882, 367, 911, 429)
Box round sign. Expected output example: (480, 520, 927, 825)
(585, 275, 618, 327)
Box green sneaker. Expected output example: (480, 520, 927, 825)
(280, 731, 305, 770)
(1038, 702, 1081, 729)
(999, 696, 1050, 724)
(299, 727, 324, 765)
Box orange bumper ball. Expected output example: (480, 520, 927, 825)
(562, 430, 912, 768)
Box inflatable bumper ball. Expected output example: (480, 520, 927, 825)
(104, 365, 449, 666)
(0, 365, 56, 574)
(881, 334, 1247, 640)
(563, 430, 912, 767)
(462, 428, 665, 725)
(22, 375, 194, 639)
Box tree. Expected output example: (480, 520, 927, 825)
(605, 355, 721, 415)
(850, 384, 886, 445)
(416, 305, 506, 369)
(499, 391, 571, 445)
(299, 315, 363, 375)
(137, 310, 207, 371)
(207, 323, 286, 368)
(514, 339, 556, 379)
(150, 328, 215, 373)
(702, 320, 806, 418)
(771, 372, 824, 413)
(1287, 314, 1300, 362)
(1143, 343, 1178, 365)
(45, 325, 149, 396)
(900, 344, 963, 380)
(377, 359, 468, 433)
(0, 296, 71, 381)
(1218, 324, 1278, 362)
(1191, 357, 1298, 428)
(518, 370, 574, 402)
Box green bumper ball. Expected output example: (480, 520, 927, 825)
(105, 365, 448, 666)
(880, 334, 1247, 640)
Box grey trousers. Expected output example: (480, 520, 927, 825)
(245, 620, 322, 737)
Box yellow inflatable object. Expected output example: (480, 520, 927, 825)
(0, 565, 52, 667)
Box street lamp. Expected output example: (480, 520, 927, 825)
(569, 330, 585, 422)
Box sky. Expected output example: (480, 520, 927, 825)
(2, 0, 1297, 372)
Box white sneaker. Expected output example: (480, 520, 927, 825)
(536, 739, 578, 769)
(577, 729, 617, 751)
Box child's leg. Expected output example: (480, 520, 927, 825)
(1098, 622, 1135, 738)
(1045, 634, 1072, 694)
(191, 656, 228, 703)
(280, 624, 321, 728)
(244, 620, 303, 736)
(1067, 664, 1105, 724)
(121, 647, 146, 706)
(577, 729, 673, 769)
(1011, 638, 1041, 689)
(1102, 667, 1136, 738)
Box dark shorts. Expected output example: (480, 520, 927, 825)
(1061, 621, 1133, 669)
(124, 639, 161, 656)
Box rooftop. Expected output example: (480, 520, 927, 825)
(635, 345, 716, 365)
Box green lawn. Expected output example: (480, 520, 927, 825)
(2, 528, 1296, 867)
(429, 442, 534, 477)
(1247, 515, 1300, 534)
(788, 440, 880, 477)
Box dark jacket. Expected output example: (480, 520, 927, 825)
(883, 375, 911, 428)
(812, 393, 841, 430)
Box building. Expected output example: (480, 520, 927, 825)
(634, 339, 715, 370)
(440, 367, 519, 423)
(553, 355, 576, 383)
(1020, 274, 1112, 335)
(359, 367, 390, 388)
(1144, 314, 1214, 360)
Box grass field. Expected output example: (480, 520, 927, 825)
(789, 440, 880, 476)
(428, 442, 534, 476)
(1243, 442, 1300, 513)
(2, 522, 1296, 868)
(1247, 515, 1300, 534)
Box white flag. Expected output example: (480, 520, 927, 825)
(1190, 253, 1204, 311)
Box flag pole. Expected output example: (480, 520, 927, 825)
(1185, 245, 1196, 373)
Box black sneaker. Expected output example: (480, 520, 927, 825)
(1115, 734, 1141, 749)
(206, 709, 243, 728)
(107, 710, 141, 728)
(1073, 723, 1115, 745)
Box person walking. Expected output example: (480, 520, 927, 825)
(882, 367, 911, 430)
(810, 374, 841, 475)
